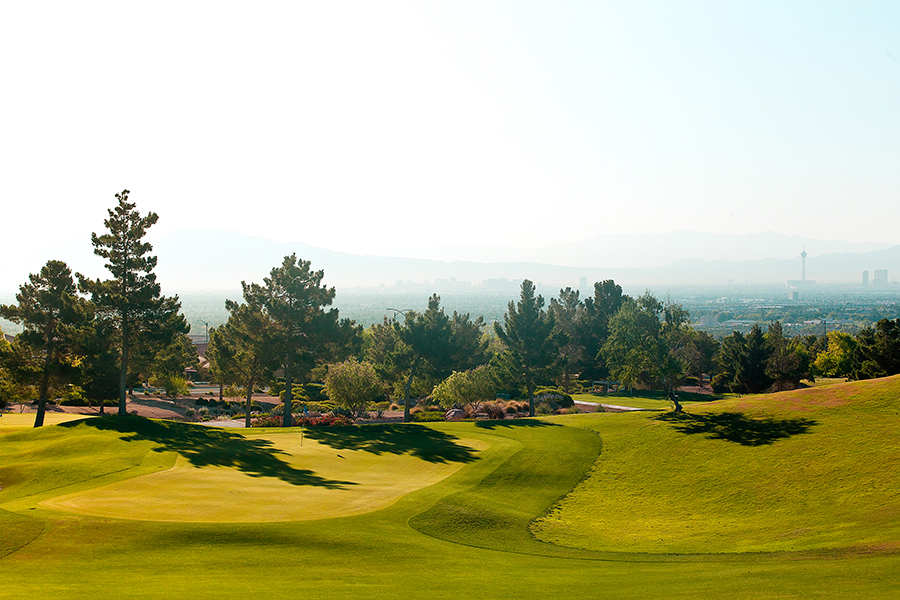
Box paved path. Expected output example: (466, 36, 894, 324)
(574, 400, 656, 412)
(198, 420, 246, 428)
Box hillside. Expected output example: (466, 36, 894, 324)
(534, 376, 900, 555)
(1, 379, 899, 598)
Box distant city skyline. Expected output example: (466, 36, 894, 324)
(3, 2, 900, 268)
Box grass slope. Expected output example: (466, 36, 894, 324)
(536, 376, 900, 555)
(1, 380, 899, 599)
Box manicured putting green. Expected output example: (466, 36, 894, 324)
(44, 433, 487, 522)
(0, 412, 91, 431)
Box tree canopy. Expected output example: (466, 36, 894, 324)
(494, 280, 558, 417)
(0, 260, 89, 426)
(81, 190, 186, 415)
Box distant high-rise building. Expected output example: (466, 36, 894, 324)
(579, 276, 587, 292)
(863, 270, 869, 286)
(874, 269, 889, 286)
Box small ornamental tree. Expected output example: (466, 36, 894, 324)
(433, 365, 496, 413)
(324, 358, 384, 419)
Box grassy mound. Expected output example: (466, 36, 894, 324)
(534, 376, 900, 555)
(1, 385, 899, 599)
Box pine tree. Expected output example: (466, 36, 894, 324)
(1, 260, 89, 427)
(494, 280, 558, 417)
(81, 190, 183, 416)
(207, 300, 278, 427)
(395, 294, 454, 422)
(242, 254, 339, 426)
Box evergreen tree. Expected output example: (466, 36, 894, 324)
(494, 280, 558, 417)
(242, 254, 340, 426)
(549, 287, 586, 393)
(81, 190, 185, 415)
(395, 294, 454, 422)
(580, 280, 627, 380)
(206, 300, 279, 427)
(853, 319, 900, 379)
(737, 324, 772, 393)
(0, 260, 90, 427)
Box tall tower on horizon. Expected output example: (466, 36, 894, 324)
(800, 247, 807, 282)
(786, 247, 815, 288)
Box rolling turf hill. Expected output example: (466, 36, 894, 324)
(1, 377, 899, 598)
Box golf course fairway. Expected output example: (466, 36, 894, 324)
(2, 377, 900, 599)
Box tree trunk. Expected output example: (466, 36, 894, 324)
(403, 357, 420, 423)
(525, 371, 535, 417)
(245, 385, 253, 429)
(218, 382, 224, 403)
(34, 368, 49, 428)
(119, 318, 129, 416)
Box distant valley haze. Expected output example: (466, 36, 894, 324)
(3, 3, 899, 301)
(4, 228, 897, 295)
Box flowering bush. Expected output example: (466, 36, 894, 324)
(252, 415, 282, 427)
(297, 414, 352, 427)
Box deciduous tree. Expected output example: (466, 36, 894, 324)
(324, 358, 384, 418)
(433, 364, 496, 413)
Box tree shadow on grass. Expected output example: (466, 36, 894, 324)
(474, 419, 559, 430)
(655, 411, 817, 446)
(62, 415, 354, 489)
(303, 423, 478, 464)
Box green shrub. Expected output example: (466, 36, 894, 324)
(149, 374, 191, 398)
(533, 388, 574, 408)
(269, 380, 285, 396)
(301, 382, 328, 403)
(58, 385, 88, 406)
(195, 398, 209, 406)
(304, 401, 336, 413)
(411, 411, 445, 422)
(535, 401, 555, 415)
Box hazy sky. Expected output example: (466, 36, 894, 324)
(3, 1, 899, 265)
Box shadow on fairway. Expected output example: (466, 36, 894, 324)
(63, 416, 355, 489)
(474, 419, 558, 430)
(655, 411, 816, 446)
(303, 424, 478, 464)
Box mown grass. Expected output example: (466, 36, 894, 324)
(0, 412, 91, 432)
(1, 380, 899, 599)
(535, 377, 900, 555)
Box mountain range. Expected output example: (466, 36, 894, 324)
(4, 229, 898, 293)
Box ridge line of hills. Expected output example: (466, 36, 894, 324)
(5, 228, 900, 293)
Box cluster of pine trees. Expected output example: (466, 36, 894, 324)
(5, 191, 900, 428)
(1, 191, 192, 426)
